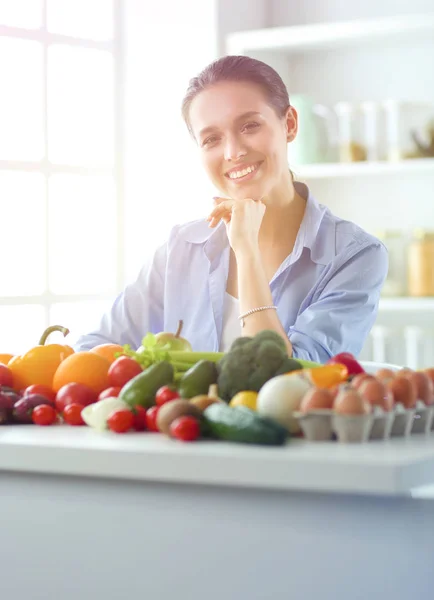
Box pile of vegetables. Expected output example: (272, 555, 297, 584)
(8, 321, 411, 446)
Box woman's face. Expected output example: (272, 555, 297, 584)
(189, 80, 297, 201)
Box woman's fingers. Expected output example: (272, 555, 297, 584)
(207, 199, 233, 227)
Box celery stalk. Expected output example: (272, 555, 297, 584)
(168, 351, 224, 364)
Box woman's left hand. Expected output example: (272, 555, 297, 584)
(207, 197, 266, 255)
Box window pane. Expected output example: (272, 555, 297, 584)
(0, 305, 46, 355)
(48, 175, 117, 294)
(49, 300, 114, 346)
(0, 0, 43, 29)
(0, 38, 44, 161)
(47, 45, 114, 166)
(0, 172, 46, 296)
(47, 0, 113, 41)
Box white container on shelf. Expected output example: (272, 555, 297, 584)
(360, 101, 381, 162)
(375, 230, 408, 297)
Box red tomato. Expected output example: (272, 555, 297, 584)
(98, 386, 121, 401)
(24, 384, 56, 403)
(107, 409, 134, 433)
(55, 382, 97, 413)
(145, 406, 160, 432)
(155, 385, 180, 407)
(32, 404, 57, 426)
(170, 416, 200, 442)
(132, 405, 147, 431)
(108, 356, 142, 388)
(0, 364, 14, 389)
(63, 403, 85, 426)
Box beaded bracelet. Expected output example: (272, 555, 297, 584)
(238, 305, 278, 328)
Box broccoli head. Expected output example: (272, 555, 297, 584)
(217, 330, 291, 401)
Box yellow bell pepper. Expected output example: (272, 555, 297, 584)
(8, 325, 74, 391)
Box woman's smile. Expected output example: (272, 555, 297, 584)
(224, 160, 263, 185)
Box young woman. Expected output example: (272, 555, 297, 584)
(74, 56, 388, 363)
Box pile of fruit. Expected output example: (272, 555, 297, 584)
(1, 323, 433, 446)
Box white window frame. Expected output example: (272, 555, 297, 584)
(0, 0, 125, 329)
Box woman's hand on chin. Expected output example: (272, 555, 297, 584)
(207, 196, 265, 255)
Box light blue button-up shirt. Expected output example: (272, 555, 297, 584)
(75, 184, 388, 363)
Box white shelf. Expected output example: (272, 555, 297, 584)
(227, 13, 434, 55)
(293, 158, 434, 180)
(379, 297, 434, 311)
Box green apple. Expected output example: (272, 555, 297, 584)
(155, 320, 193, 352)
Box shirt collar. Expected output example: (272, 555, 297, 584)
(290, 181, 336, 265)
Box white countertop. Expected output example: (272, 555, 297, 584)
(2, 426, 434, 497)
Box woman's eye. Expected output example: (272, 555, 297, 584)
(203, 135, 219, 147)
(242, 122, 260, 132)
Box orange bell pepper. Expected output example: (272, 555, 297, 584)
(8, 325, 74, 391)
(292, 363, 349, 388)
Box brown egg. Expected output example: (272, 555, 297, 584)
(329, 385, 341, 402)
(375, 368, 396, 382)
(396, 368, 414, 378)
(400, 371, 434, 406)
(387, 376, 417, 409)
(359, 379, 393, 411)
(334, 388, 371, 415)
(300, 388, 334, 412)
(424, 368, 434, 387)
(351, 373, 375, 389)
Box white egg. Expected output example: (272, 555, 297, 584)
(257, 374, 312, 433)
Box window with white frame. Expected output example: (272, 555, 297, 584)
(0, 0, 124, 353)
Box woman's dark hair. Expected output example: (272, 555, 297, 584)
(181, 55, 290, 136)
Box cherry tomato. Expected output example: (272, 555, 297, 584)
(108, 356, 142, 388)
(132, 405, 147, 431)
(32, 404, 57, 426)
(24, 384, 56, 403)
(145, 406, 160, 432)
(107, 409, 134, 433)
(55, 383, 97, 413)
(170, 416, 200, 442)
(0, 364, 14, 389)
(63, 403, 85, 426)
(155, 385, 180, 407)
(98, 386, 121, 401)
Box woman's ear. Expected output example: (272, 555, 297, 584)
(285, 105, 298, 142)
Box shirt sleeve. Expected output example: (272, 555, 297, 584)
(288, 241, 388, 363)
(73, 242, 167, 351)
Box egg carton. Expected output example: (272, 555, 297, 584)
(294, 401, 434, 443)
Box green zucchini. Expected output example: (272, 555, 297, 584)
(203, 403, 289, 446)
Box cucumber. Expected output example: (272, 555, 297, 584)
(120, 361, 174, 409)
(203, 403, 289, 446)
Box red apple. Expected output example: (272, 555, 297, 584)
(327, 352, 365, 376)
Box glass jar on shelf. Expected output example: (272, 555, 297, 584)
(334, 102, 367, 163)
(408, 229, 434, 297)
(375, 230, 407, 297)
(381, 100, 434, 161)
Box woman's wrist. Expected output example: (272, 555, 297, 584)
(234, 243, 261, 264)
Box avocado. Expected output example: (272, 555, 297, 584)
(120, 361, 174, 409)
(178, 360, 219, 399)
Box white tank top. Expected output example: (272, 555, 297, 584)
(219, 292, 241, 352)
